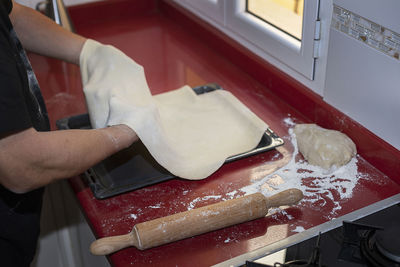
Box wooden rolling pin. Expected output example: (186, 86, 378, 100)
(90, 188, 303, 255)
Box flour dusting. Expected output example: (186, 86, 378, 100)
(293, 226, 305, 233)
(239, 123, 362, 220)
(188, 195, 222, 210)
(283, 116, 296, 127)
(224, 237, 232, 243)
(179, 119, 363, 222)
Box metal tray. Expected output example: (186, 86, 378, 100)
(56, 84, 284, 199)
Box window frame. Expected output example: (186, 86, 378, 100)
(225, 0, 320, 80)
(176, 0, 224, 25)
(172, 0, 330, 95)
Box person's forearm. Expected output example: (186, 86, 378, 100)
(0, 126, 137, 193)
(9, 1, 86, 64)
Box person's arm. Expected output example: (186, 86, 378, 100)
(0, 125, 138, 194)
(0, 2, 140, 194)
(9, 0, 85, 64)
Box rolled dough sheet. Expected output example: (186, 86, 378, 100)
(80, 40, 268, 180)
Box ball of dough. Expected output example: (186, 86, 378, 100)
(293, 124, 357, 169)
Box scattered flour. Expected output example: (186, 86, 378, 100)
(239, 124, 362, 219)
(224, 237, 232, 243)
(226, 190, 238, 198)
(292, 226, 305, 233)
(283, 117, 296, 127)
(188, 195, 222, 210)
(180, 119, 362, 222)
(280, 209, 294, 220)
(271, 153, 281, 160)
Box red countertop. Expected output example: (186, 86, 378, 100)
(29, 0, 400, 266)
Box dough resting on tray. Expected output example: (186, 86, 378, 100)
(80, 39, 268, 180)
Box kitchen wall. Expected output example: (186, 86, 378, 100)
(323, 0, 400, 150)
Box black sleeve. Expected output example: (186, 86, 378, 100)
(0, 29, 33, 133)
(0, 0, 12, 15)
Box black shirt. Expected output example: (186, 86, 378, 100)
(0, 0, 49, 266)
(0, 0, 49, 133)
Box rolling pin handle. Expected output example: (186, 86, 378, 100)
(90, 231, 138, 255)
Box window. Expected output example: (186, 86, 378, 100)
(174, 0, 323, 85)
(246, 0, 304, 41)
(225, 0, 320, 79)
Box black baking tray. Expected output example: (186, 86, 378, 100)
(57, 84, 284, 199)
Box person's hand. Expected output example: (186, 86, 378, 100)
(103, 124, 139, 150)
(79, 39, 152, 133)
